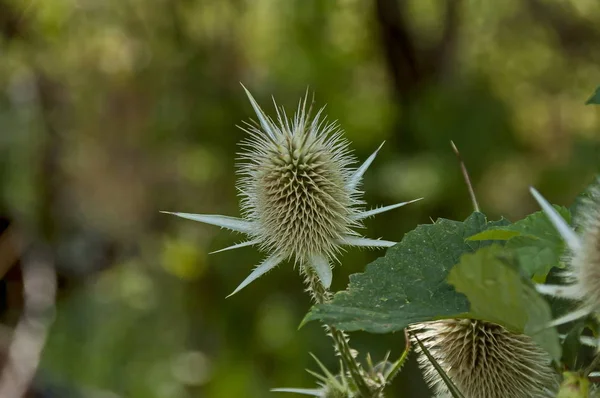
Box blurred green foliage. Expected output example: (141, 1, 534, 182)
(0, 0, 599, 397)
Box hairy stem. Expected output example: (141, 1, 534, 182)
(302, 265, 374, 397)
(385, 329, 411, 382)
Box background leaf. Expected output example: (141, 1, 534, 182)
(303, 213, 507, 333)
(448, 245, 561, 361)
(468, 207, 571, 279)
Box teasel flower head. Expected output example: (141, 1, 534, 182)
(162, 86, 421, 296)
(272, 354, 359, 398)
(409, 319, 558, 398)
(530, 182, 600, 326)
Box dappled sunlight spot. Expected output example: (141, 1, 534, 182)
(240, 0, 285, 67)
(146, 363, 188, 398)
(156, 382, 187, 398)
(6, 68, 38, 105)
(479, 156, 536, 217)
(32, 0, 76, 36)
(160, 237, 206, 280)
(119, 266, 156, 311)
(405, 0, 445, 41)
(95, 28, 142, 76)
(256, 295, 295, 351)
(377, 155, 443, 202)
(328, 0, 370, 56)
(170, 351, 213, 386)
(176, 146, 222, 185)
(65, 138, 150, 239)
(85, 389, 121, 398)
(92, 267, 123, 304)
(180, 0, 237, 42)
(94, 262, 156, 310)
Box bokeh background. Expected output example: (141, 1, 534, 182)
(0, 0, 599, 396)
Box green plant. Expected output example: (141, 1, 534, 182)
(164, 86, 600, 397)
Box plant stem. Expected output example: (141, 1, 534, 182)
(450, 140, 480, 213)
(303, 265, 374, 397)
(385, 329, 411, 382)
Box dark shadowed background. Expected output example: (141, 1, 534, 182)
(0, 0, 599, 397)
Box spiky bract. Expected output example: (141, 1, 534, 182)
(530, 181, 600, 326)
(238, 97, 359, 264)
(570, 183, 600, 313)
(410, 319, 558, 398)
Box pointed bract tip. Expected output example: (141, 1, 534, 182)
(240, 84, 277, 139)
(529, 186, 582, 253)
(225, 254, 283, 298)
(297, 313, 312, 330)
(450, 140, 459, 154)
(270, 388, 322, 396)
(347, 141, 387, 190)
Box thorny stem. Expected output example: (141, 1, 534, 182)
(385, 329, 411, 382)
(303, 265, 374, 397)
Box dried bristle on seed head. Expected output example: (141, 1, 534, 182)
(572, 180, 600, 313)
(237, 95, 362, 264)
(410, 319, 558, 398)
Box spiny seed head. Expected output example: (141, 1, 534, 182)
(238, 93, 361, 264)
(570, 181, 600, 312)
(410, 319, 558, 398)
(162, 86, 421, 295)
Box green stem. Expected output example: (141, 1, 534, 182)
(303, 265, 373, 397)
(385, 330, 411, 382)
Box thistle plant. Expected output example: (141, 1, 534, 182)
(163, 86, 600, 397)
(163, 86, 420, 397)
(162, 86, 420, 297)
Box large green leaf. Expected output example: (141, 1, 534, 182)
(448, 245, 561, 361)
(468, 207, 571, 279)
(302, 213, 507, 333)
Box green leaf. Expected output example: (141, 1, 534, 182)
(465, 229, 520, 241)
(302, 213, 505, 333)
(468, 207, 571, 279)
(468, 206, 571, 241)
(448, 245, 561, 361)
(506, 236, 562, 282)
(586, 86, 600, 105)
